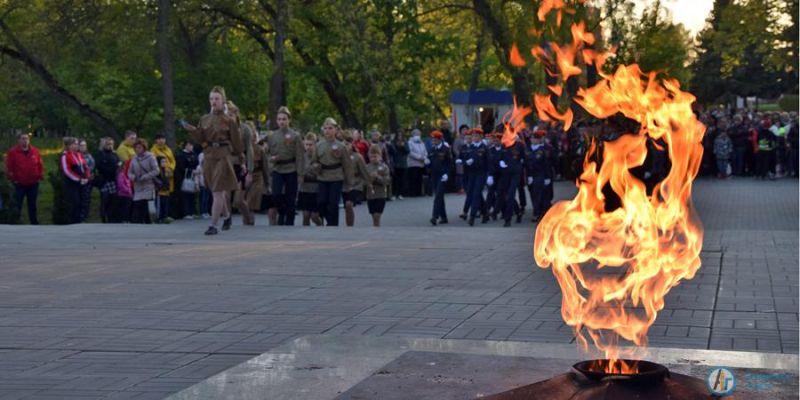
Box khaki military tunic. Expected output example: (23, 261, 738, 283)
(346, 153, 371, 193)
(313, 139, 353, 186)
(191, 110, 243, 192)
(267, 127, 305, 175)
(365, 161, 390, 200)
(245, 146, 270, 210)
(300, 156, 320, 193)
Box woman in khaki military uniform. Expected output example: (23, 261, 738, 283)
(341, 129, 370, 227)
(266, 106, 305, 226)
(313, 118, 352, 226)
(182, 86, 244, 235)
(235, 121, 270, 225)
(298, 132, 322, 226)
(365, 144, 390, 227)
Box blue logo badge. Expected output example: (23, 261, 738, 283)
(706, 367, 736, 396)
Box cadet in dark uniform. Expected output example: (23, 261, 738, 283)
(495, 134, 526, 227)
(313, 118, 353, 226)
(429, 130, 452, 225)
(461, 128, 490, 226)
(457, 128, 473, 220)
(526, 129, 554, 222)
(267, 106, 305, 226)
(486, 132, 503, 220)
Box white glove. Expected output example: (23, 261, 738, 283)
(466, 158, 474, 166)
(499, 160, 508, 169)
(486, 176, 494, 186)
(455, 159, 463, 164)
(544, 179, 551, 186)
(527, 177, 533, 185)
(424, 158, 430, 166)
(440, 174, 448, 182)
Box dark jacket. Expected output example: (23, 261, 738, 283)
(429, 143, 452, 178)
(94, 149, 120, 185)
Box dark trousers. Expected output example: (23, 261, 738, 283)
(462, 174, 473, 214)
(116, 197, 132, 223)
(431, 178, 447, 221)
(99, 192, 116, 223)
(487, 182, 497, 215)
(756, 150, 774, 178)
(392, 167, 407, 197)
(497, 172, 520, 221)
(466, 173, 486, 218)
(157, 195, 170, 221)
(733, 146, 747, 175)
(517, 175, 527, 210)
(63, 180, 82, 224)
(530, 178, 550, 219)
(131, 199, 151, 224)
(13, 183, 39, 224)
(317, 181, 343, 226)
(407, 167, 424, 197)
(271, 171, 298, 225)
(79, 184, 92, 222)
(199, 187, 211, 215)
(182, 192, 197, 217)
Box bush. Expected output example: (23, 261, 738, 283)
(0, 157, 20, 224)
(778, 95, 799, 112)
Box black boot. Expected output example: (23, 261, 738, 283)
(503, 219, 511, 227)
(204, 226, 218, 235)
(468, 216, 475, 226)
(222, 217, 232, 231)
(516, 213, 523, 224)
(481, 215, 489, 224)
(459, 213, 467, 220)
(429, 217, 437, 226)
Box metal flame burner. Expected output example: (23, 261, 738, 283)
(481, 359, 714, 400)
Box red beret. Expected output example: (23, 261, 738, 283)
(470, 127, 484, 136)
(431, 130, 443, 139)
(533, 129, 547, 138)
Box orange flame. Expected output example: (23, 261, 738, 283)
(510, 43, 527, 67)
(523, 0, 705, 373)
(501, 99, 531, 148)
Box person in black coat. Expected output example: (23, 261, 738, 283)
(526, 130, 554, 222)
(175, 141, 200, 218)
(428, 130, 452, 225)
(493, 135, 527, 227)
(93, 137, 121, 223)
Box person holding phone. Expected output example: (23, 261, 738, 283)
(181, 86, 244, 235)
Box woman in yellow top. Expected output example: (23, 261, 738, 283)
(151, 133, 176, 223)
(182, 86, 244, 235)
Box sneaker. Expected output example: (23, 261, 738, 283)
(201, 213, 210, 219)
(184, 215, 195, 220)
(429, 218, 437, 226)
(459, 214, 467, 220)
(164, 217, 174, 224)
(222, 217, 232, 231)
(204, 226, 218, 235)
(398, 195, 404, 200)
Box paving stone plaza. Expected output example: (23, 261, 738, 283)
(0, 178, 797, 399)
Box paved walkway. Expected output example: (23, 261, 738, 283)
(0, 177, 796, 399)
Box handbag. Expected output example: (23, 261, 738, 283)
(181, 170, 198, 193)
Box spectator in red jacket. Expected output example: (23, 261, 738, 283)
(60, 136, 90, 224)
(351, 130, 370, 160)
(4, 133, 44, 224)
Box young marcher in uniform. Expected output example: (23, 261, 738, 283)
(495, 132, 526, 227)
(267, 106, 305, 225)
(235, 121, 270, 226)
(428, 130, 452, 225)
(183, 86, 245, 235)
(526, 129, 554, 222)
(462, 128, 490, 226)
(456, 128, 472, 220)
(486, 132, 503, 220)
(342, 130, 370, 227)
(299, 132, 322, 226)
(313, 119, 353, 226)
(365, 144, 390, 227)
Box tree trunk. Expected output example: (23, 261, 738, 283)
(158, 0, 176, 147)
(388, 101, 399, 134)
(472, 0, 532, 106)
(268, 0, 288, 130)
(468, 23, 485, 92)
